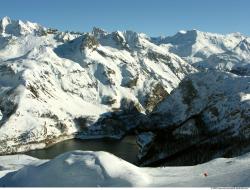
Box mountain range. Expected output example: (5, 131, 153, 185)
(0, 17, 249, 166)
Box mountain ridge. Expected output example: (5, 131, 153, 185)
(0, 17, 249, 167)
(0, 16, 196, 154)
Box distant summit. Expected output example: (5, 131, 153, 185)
(0, 16, 45, 36)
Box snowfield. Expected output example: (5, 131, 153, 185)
(0, 150, 250, 187)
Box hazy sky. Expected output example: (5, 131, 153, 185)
(0, 0, 249, 36)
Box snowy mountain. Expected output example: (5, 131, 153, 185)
(1, 150, 250, 187)
(0, 16, 46, 37)
(153, 30, 250, 75)
(153, 30, 244, 61)
(0, 16, 249, 170)
(194, 38, 250, 75)
(136, 71, 250, 166)
(0, 17, 196, 154)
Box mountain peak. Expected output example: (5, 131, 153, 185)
(0, 16, 45, 36)
(178, 30, 187, 34)
(234, 38, 250, 53)
(92, 27, 107, 37)
(1, 16, 11, 24)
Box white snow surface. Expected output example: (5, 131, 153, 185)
(0, 150, 250, 187)
(0, 154, 44, 178)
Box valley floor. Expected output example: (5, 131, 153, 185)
(0, 150, 249, 187)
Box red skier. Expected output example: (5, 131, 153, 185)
(203, 172, 208, 177)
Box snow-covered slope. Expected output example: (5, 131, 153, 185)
(195, 38, 250, 75)
(0, 150, 250, 187)
(0, 17, 196, 154)
(136, 71, 250, 166)
(0, 154, 43, 178)
(153, 30, 250, 75)
(153, 30, 244, 62)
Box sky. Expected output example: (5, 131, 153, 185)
(0, 0, 249, 37)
